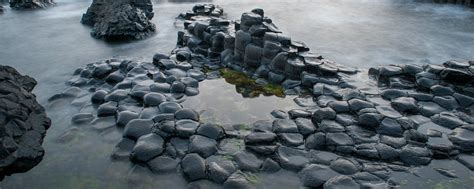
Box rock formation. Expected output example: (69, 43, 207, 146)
(0, 65, 51, 180)
(418, 0, 474, 8)
(52, 4, 474, 188)
(9, 0, 54, 9)
(81, 0, 155, 40)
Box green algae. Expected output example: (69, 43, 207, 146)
(220, 68, 285, 98)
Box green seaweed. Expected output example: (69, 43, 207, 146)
(220, 68, 285, 98)
(244, 173, 260, 184)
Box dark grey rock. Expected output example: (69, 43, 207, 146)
(431, 112, 464, 129)
(233, 151, 263, 172)
(273, 119, 298, 133)
(271, 110, 288, 119)
(123, 119, 154, 140)
(71, 113, 94, 124)
(418, 101, 446, 117)
(312, 107, 337, 123)
(97, 101, 117, 117)
(299, 164, 341, 188)
(189, 135, 218, 158)
(349, 99, 374, 112)
(131, 133, 164, 162)
(433, 96, 459, 110)
(377, 118, 403, 137)
(159, 101, 183, 113)
(175, 119, 200, 138)
(391, 97, 418, 113)
(326, 133, 354, 146)
(431, 85, 454, 96)
(358, 113, 383, 128)
(116, 111, 139, 127)
(175, 108, 199, 121)
(305, 133, 326, 150)
(295, 118, 316, 135)
(261, 158, 281, 172)
(381, 89, 407, 100)
(399, 145, 432, 166)
(245, 132, 277, 144)
(223, 171, 253, 189)
(449, 126, 474, 152)
(147, 155, 179, 173)
(150, 83, 171, 93)
(196, 123, 224, 140)
(324, 175, 360, 189)
(329, 158, 360, 175)
(457, 154, 474, 171)
(182, 153, 206, 181)
(453, 93, 474, 107)
(276, 146, 309, 171)
(328, 101, 350, 113)
(278, 133, 304, 147)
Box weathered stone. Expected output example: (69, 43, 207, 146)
(449, 125, 474, 152)
(123, 119, 154, 140)
(391, 97, 418, 113)
(278, 133, 304, 147)
(175, 108, 199, 121)
(147, 155, 179, 173)
(399, 145, 432, 165)
(116, 111, 139, 127)
(276, 146, 309, 171)
(377, 118, 403, 137)
(175, 119, 200, 138)
(299, 164, 341, 188)
(273, 119, 298, 133)
(189, 135, 218, 158)
(326, 133, 354, 146)
(233, 151, 263, 172)
(295, 118, 316, 136)
(131, 133, 164, 162)
(182, 153, 206, 181)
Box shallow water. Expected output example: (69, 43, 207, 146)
(0, 0, 474, 188)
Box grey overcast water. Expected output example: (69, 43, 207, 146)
(0, 0, 473, 188)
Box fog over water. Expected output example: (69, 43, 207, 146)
(0, 0, 473, 188)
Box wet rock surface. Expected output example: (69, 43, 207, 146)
(0, 65, 51, 180)
(48, 4, 474, 189)
(9, 0, 54, 9)
(81, 0, 155, 40)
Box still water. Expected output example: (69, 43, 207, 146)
(0, 0, 473, 188)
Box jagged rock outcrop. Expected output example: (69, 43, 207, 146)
(81, 0, 155, 40)
(0, 65, 51, 180)
(417, 0, 474, 8)
(9, 0, 54, 9)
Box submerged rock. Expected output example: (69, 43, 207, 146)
(0, 65, 51, 180)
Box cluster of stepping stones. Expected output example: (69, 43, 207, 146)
(49, 4, 474, 188)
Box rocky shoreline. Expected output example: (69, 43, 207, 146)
(81, 0, 156, 40)
(0, 66, 51, 180)
(46, 4, 474, 188)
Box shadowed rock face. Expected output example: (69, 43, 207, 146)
(81, 0, 155, 40)
(9, 0, 54, 9)
(0, 65, 51, 180)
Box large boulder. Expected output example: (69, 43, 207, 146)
(9, 0, 54, 9)
(0, 66, 51, 180)
(82, 1, 155, 40)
